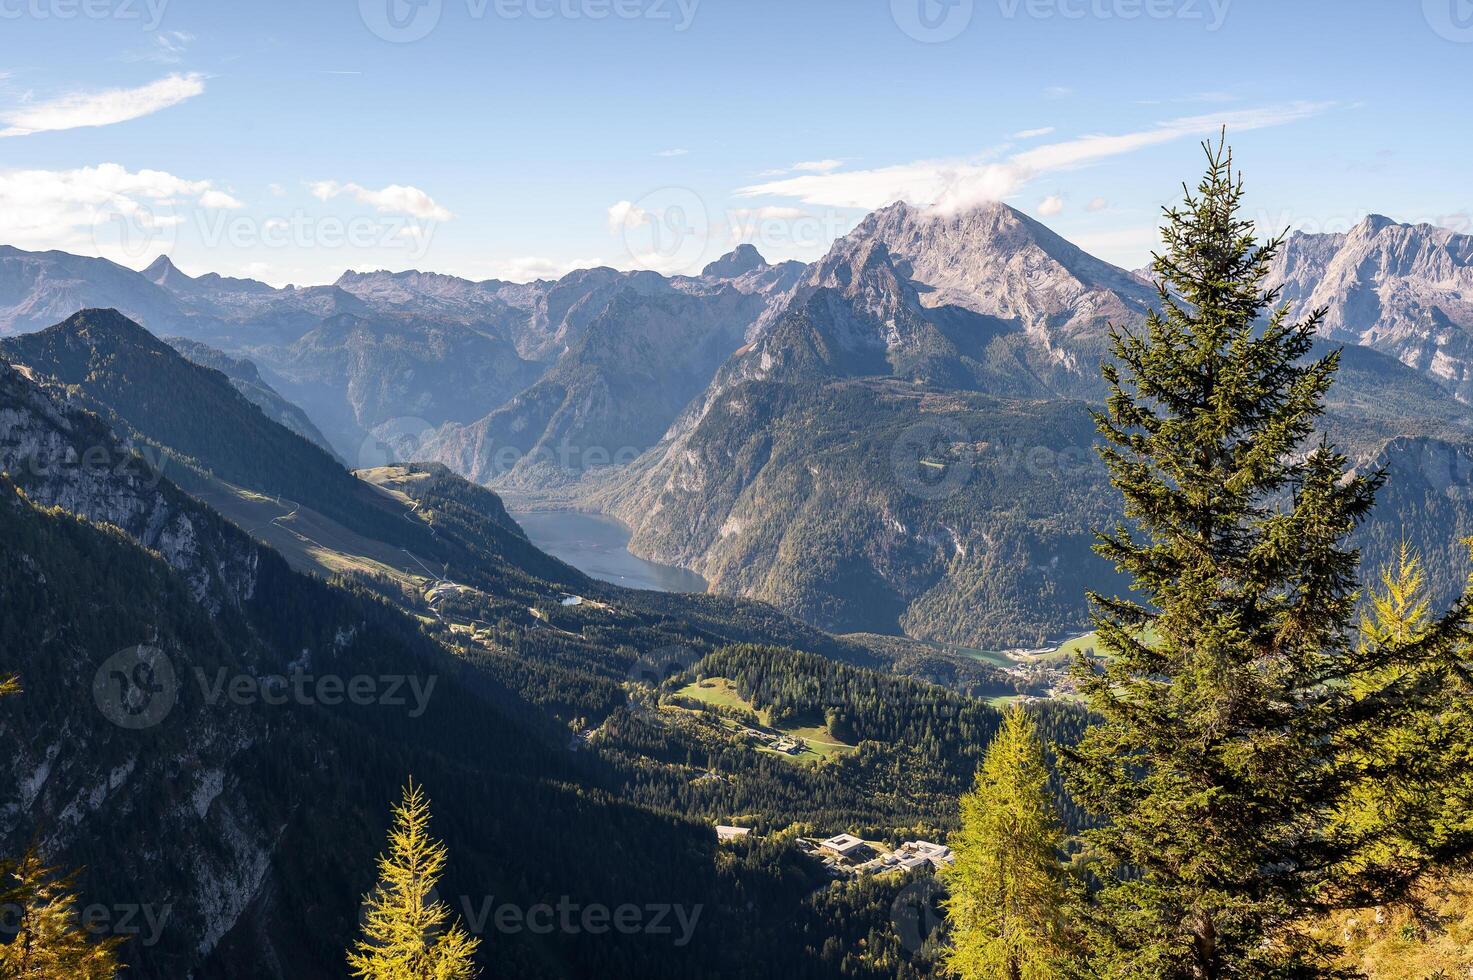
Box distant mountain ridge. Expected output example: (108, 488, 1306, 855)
(590, 204, 1473, 645)
(6, 207, 1473, 646)
(1269, 214, 1473, 401)
(418, 249, 804, 486)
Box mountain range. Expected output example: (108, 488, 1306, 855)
(4, 305, 1041, 977)
(5, 202, 1473, 646)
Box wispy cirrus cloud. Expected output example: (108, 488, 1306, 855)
(736, 101, 1335, 214)
(125, 30, 195, 65)
(309, 180, 452, 220)
(1011, 126, 1055, 139)
(757, 159, 846, 178)
(0, 73, 205, 138)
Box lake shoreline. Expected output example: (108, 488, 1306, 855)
(510, 508, 710, 595)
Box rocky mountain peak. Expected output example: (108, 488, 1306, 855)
(1270, 215, 1473, 400)
(702, 244, 768, 279)
(836, 198, 1157, 337)
(144, 253, 191, 286)
(1354, 213, 1397, 237)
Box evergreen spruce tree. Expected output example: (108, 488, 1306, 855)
(0, 846, 125, 979)
(348, 779, 480, 980)
(941, 706, 1072, 980)
(1064, 137, 1473, 978)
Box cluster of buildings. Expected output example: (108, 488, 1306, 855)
(878, 840, 955, 872)
(739, 727, 804, 755)
(812, 835, 956, 876)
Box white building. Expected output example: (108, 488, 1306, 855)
(896, 840, 955, 868)
(819, 834, 868, 859)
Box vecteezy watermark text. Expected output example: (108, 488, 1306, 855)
(6, 444, 169, 490)
(457, 896, 702, 946)
(891, 0, 1229, 41)
(360, 0, 699, 43)
(0, 0, 168, 29)
(0, 901, 172, 948)
(93, 646, 438, 729)
(93, 204, 443, 266)
(996, 0, 1230, 29)
(356, 416, 643, 476)
(194, 669, 437, 718)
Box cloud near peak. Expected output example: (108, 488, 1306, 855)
(735, 101, 1335, 215)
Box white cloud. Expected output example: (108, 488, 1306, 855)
(1086, 196, 1109, 212)
(656, 148, 689, 157)
(607, 199, 649, 231)
(1038, 195, 1064, 217)
(0, 73, 205, 138)
(309, 180, 452, 220)
(1012, 127, 1055, 139)
(198, 189, 244, 209)
(735, 101, 1335, 215)
(0, 162, 234, 259)
(484, 255, 602, 282)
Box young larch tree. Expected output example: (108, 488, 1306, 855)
(347, 778, 480, 980)
(0, 846, 125, 979)
(941, 706, 1072, 980)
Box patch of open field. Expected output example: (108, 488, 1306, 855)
(674, 677, 859, 766)
(191, 478, 426, 589)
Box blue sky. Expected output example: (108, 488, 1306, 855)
(0, 0, 1469, 284)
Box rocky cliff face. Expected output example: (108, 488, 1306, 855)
(855, 201, 1157, 340)
(0, 357, 261, 610)
(1270, 215, 1473, 401)
(418, 248, 804, 486)
(0, 357, 289, 972)
(0, 349, 604, 979)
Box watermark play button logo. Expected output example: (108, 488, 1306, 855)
(93, 645, 178, 730)
(624, 644, 700, 722)
(891, 0, 974, 42)
(1426, 0, 1473, 41)
(361, 0, 443, 42)
(890, 876, 945, 954)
